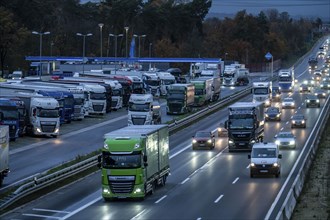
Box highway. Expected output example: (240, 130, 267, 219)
(2, 39, 329, 219)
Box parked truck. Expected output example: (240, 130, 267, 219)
(252, 82, 272, 107)
(0, 126, 9, 187)
(128, 94, 155, 125)
(0, 98, 19, 141)
(99, 125, 170, 200)
(166, 83, 195, 114)
(225, 102, 265, 152)
(191, 78, 213, 106)
(15, 95, 60, 137)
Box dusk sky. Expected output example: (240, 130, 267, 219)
(209, 0, 330, 21)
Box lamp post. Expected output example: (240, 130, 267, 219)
(98, 23, 104, 57)
(124, 26, 129, 58)
(32, 31, 50, 76)
(50, 41, 54, 57)
(149, 43, 153, 70)
(109, 34, 123, 74)
(76, 33, 93, 74)
(133, 34, 146, 58)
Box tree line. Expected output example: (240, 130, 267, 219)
(0, 0, 324, 76)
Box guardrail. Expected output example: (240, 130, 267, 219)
(0, 83, 254, 212)
(265, 95, 330, 220)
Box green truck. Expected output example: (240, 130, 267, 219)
(191, 78, 213, 106)
(99, 125, 170, 200)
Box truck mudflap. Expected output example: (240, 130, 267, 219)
(145, 166, 170, 194)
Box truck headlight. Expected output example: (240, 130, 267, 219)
(228, 140, 234, 144)
(292, 120, 295, 123)
(103, 187, 110, 194)
(36, 128, 42, 133)
(133, 187, 142, 194)
(250, 163, 255, 167)
(289, 141, 295, 145)
(273, 163, 279, 167)
(250, 140, 256, 144)
(302, 120, 305, 124)
(275, 140, 280, 145)
(55, 128, 59, 133)
(276, 114, 280, 117)
(307, 100, 310, 103)
(316, 100, 320, 103)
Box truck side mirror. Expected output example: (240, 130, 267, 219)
(278, 154, 282, 159)
(143, 155, 148, 163)
(248, 154, 251, 159)
(97, 155, 102, 169)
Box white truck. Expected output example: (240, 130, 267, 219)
(190, 62, 223, 78)
(128, 93, 156, 125)
(157, 72, 176, 96)
(0, 126, 9, 187)
(142, 72, 161, 97)
(13, 94, 60, 137)
(252, 82, 272, 107)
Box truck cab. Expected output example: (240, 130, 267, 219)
(248, 142, 282, 178)
(252, 82, 272, 107)
(128, 94, 154, 125)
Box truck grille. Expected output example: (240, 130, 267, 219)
(108, 176, 135, 194)
(132, 117, 146, 125)
(74, 107, 81, 113)
(255, 164, 273, 169)
(168, 103, 182, 112)
(92, 104, 104, 112)
(41, 125, 56, 133)
(111, 100, 118, 107)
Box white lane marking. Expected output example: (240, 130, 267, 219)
(23, 213, 61, 219)
(232, 177, 239, 184)
(60, 196, 101, 220)
(170, 144, 191, 159)
(155, 195, 167, 204)
(181, 178, 190, 184)
(197, 218, 202, 220)
(214, 194, 224, 203)
(246, 164, 250, 169)
(285, 121, 289, 124)
(10, 115, 128, 155)
(33, 208, 70, 214)
(130, 209, 146, 220)
(280, 127, 284, 131)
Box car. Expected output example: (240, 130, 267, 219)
(271, 86, 281, 102)
(305, 94, 320, 108)
(192, 131, 215, 150)
(313, 71, 322, 81)
(303, 78, 316, 87)
(281, 97, 295, 109)
(321, 67, 329, 76)
(217, 123, 228, 137)
(274, 131, 296, 149)
(314, 88, 327, 99)
(265, 107, 281, 121)
(320, 81, 330, 90)
(248, 142, 282, 178)
(291, 114, 306, 128)
(299, 84, 311, 93)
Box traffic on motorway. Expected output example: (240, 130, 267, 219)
(1, 37, 330, 219)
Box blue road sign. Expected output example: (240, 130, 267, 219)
(265, 52, 272, 60)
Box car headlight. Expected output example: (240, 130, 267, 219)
(265, 114, 269, 117)
(292, 120, 295, 123)
(307, 100, 310, 103)
(207, 139, 212, 143)
(275, 140, 280, 145)
(192, 139, 197, 143)
(276, 114, 280, 117)
(273, 163, 279, 167)
(250, 140, 256, 144)
(250, 163, 255, 167)
(290, 140, 295, 145)
(316, 99, 320, 102)
(229, 140, 234, 144)
(302, 120, 305, 124)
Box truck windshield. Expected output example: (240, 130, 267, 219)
(38, 109, 59, 118)
(74, 98, 85, 105)
(251, 148, 276, 158)
(145, 80, 160, 86)
(102, 152, 141, 168)
(195, 89, 204, 95)
(163, 79, 175, 85)
(64, 97, 74, 106)
(279, 76, 292, 82)
(223, 73, 234, 78)
(0, 108, 19, 120)
(229, 118, 254, 129)
(253, 88, 268, 94)
(90, 92, 106, 100)
(112, 89, 122, 96)
(128, 103, 150, 112)
(167, 93, 184, 100)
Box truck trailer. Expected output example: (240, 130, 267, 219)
(99, 125, 170, 200)
(0, 126, 9, 186)
(191, 78, 213, 106)
(225, 102, 265, 152)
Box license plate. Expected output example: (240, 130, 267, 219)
(199, 144, 205, 146)
(239, 143, 245, 146)
(260, 170, 268, 173)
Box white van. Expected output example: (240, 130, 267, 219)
(11, 71, 23, 79)
(248, 142, 282, 178)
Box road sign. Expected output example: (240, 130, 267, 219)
(265, 52, 272, 60)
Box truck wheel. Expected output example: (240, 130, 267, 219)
(275, 172, 280, 178)
(51, 135, 58, 138)
(250, 172, 254, 178)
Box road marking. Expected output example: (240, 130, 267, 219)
(246, 164, 250, 169)
(155, 195, 167, 204)
(197, 218, 202, 220)
(280, 127, 284, 131)
(170, 144, 191, 159)
(61, 196, 101, 220)
(33, 208, 70, 214)
(232, 177, 239, 184)
(131, 209, 146, 220)
(23, 213, 61, 219)
(285, 121, 289, 124)
(181, 178, 190, 184)
(214, 194, 224, 203)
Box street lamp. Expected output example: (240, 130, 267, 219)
(109, 34, 123, 74)
(32, 31, 50, 76)
(98, 23, 104, 57)
(50, 41, 54, 57)
(76, 32, 93, 74)
(133, 34, 146, 58)
(124, 26, 129, 58)
(149, 43, 153, 57)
